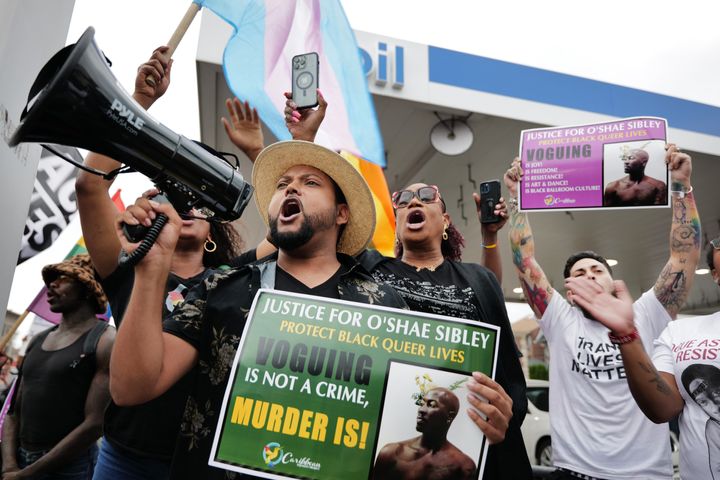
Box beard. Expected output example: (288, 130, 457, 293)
(269, 208, 337, 251)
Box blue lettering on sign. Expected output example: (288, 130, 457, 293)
(377, 42, 388, 85)
(395, 45, 404, 86)
(360, 48, 372, 76)
(358, 42, 404, 89)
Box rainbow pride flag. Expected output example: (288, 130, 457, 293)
(340, 151, 395, 257)
(194, 0, 386, 167)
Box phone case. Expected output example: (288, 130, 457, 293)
(292, 52, 319, 109)
(480, 180, 502, 224)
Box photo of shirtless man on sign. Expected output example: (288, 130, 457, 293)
(603, 140, 668, 207)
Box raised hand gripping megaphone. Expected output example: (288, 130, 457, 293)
(9, 27, 253, 265)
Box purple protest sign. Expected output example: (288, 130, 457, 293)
(519, 117, 668, 211)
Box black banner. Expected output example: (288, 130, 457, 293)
(18, 147, 82, 264)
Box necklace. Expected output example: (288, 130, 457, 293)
(410, 260, 444, 272)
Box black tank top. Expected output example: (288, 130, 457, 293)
(19, 326, 97, 448)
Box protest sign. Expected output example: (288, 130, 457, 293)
(209, 289, 499, 479)
(519, 117, 668, 211)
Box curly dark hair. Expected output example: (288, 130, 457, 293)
(441, 222, 465, 261)
(563, 251, 612, 279)
(394, 198, 466, 261)
(188, 140, 245, 267)
(203, 221, 244, 268)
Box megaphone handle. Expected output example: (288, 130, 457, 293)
(145, 2, 201, 87)
(118, 213, 169, 269)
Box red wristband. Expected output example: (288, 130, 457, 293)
(608, 328, 640, 345)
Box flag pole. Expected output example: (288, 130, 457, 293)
(166, 2, 202, 57)
(0, 310, 30, 353)
(146, 2, 202, 86)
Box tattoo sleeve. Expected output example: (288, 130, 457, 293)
(508, 200, 553, 317)
(653, 189, 701, 317)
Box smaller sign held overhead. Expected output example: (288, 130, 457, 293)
(519, 117, 668, 212)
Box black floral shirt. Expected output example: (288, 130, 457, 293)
(163, 253, 406, 480)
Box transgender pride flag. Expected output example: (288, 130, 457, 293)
(194, 0, 386, 167)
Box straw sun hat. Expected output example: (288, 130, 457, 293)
(252, 140, 375, 256)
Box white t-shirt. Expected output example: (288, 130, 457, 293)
(653, 311, 720, 480)
(540, 289, 673, 479)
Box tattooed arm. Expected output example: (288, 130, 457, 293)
(505, 158, 554, 318)
(566, 277, 685, 422)
(612, 342, 682, 423)
(618, 342, 683, 423)
(653, 145, 701, 318)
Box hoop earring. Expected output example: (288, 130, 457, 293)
(395, 237, 400, 247)
(442, 224, 449, 241)
(204, 238, 217, 253)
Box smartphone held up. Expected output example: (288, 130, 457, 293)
(479, 180, 502, 224)
(292, 52, 319, 109)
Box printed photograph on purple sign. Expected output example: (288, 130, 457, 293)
(603, 140, 668, 208)
(518, 117, 668, 212)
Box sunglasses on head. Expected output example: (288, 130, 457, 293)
(179, 207, 216, 222)
(391, 185, 441, 209)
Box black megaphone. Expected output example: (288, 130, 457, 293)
(9, 26, 253, 222)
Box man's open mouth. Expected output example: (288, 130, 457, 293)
(280, 198, 302, 221)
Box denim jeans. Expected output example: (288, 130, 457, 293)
(17, 444, 98, 480)
(92, 438, 170, 480)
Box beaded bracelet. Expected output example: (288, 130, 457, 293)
(608, 328, 640, 345)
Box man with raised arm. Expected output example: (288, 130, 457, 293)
(564, 236, 720, 479)
(505, 144, 700, 479)
(75, 47, 253, 479)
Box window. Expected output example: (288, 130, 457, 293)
(527, 387, 549, 412)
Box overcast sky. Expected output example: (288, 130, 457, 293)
(8, 0, 718, 320)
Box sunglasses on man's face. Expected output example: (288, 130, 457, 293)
(711, 238, 720, 250)
(391, 186, 441, 209)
